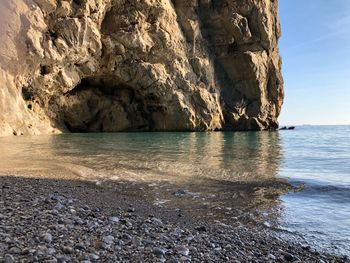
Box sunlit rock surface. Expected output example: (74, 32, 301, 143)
(0, 0, 283, 135)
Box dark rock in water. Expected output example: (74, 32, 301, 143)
(279, 126, 295, 130)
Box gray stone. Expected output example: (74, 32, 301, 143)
(47, 248, 56, 255)
(62, 246, 74, 254)
(122, 233, 132, 240)
(282, 252, 297, 262)
(173, 189, 188, 197)
(4, 254, 15, 263)
(153, 247, 166, 257)
(152, 218, 163, 226)
(109, 216, 119, 223)
(43, 233, 53, 243)
(175, 245, 189, 256)
(195, 226, 207, 232)
(89, 253, 100, 260)
(8, 247, 21, 254)
(74, 243, 86, 250)
(102, 235, 114, 244)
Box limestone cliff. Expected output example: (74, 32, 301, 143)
(0, 0, 283, 135)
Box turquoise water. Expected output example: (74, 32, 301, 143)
(0, 126, 349, 256)
(278, 125, 350, 256)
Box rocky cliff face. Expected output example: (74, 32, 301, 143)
(0, 0, 283, 136)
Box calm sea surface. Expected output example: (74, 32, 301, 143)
(0, 125, 349, 256)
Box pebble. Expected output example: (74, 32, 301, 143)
(89, 253, 100, 260)
(109, 216, 119, 223)
(47, 248, 56, 255)
(69, 209, 77, 214)
(44, 258, 58, 263)
(175, 245, 189, 256)
(152, 218, 163, 226)
(101, 242, 111, 250)
(54, 203, 65, 210)
(2, 180, 346, 263)
(21, 248, 30, 255)
(37, 245, 47, 255)
(74, 243, 86, 250)
(167, 259, 180, 263)
(173, 189, 187, 197)
(43, 233, 53, 243)
(195, 226, 207, 232)
(62, 246, 74, 254)
(56, 255, 68, 263)
(282, 251, 296, 261)
(122, 233, 132, 240)
(153, 247, 166, 257)
(186, 234, 194, 242)
(8, 246, 21, 254)
(4, 254, 15, 263)
(102, 235, 114, 244)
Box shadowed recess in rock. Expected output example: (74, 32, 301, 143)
(60, 77, 151, 132)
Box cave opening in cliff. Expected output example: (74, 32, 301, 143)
(61, 77, 151, 133)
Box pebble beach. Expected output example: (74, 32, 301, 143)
(1, 175, 348, 263)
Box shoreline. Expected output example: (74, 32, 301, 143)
(1, 175, 348, 262)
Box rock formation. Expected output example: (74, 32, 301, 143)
(0, 0, 283, 136)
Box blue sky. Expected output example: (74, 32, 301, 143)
(278, 1, 350, 125)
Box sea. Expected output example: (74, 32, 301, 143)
(0, 125, 349, 256)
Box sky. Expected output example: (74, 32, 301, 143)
(278, 0, 350, 125)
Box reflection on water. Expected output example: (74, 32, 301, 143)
(1, 127, 349, 256)
(0, 132, 283, 184)
(0, 132, 286, 225)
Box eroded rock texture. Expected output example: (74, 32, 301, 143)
(0, 0, 283, 135)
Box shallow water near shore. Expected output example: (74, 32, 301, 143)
(0, 125, 349, 256)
